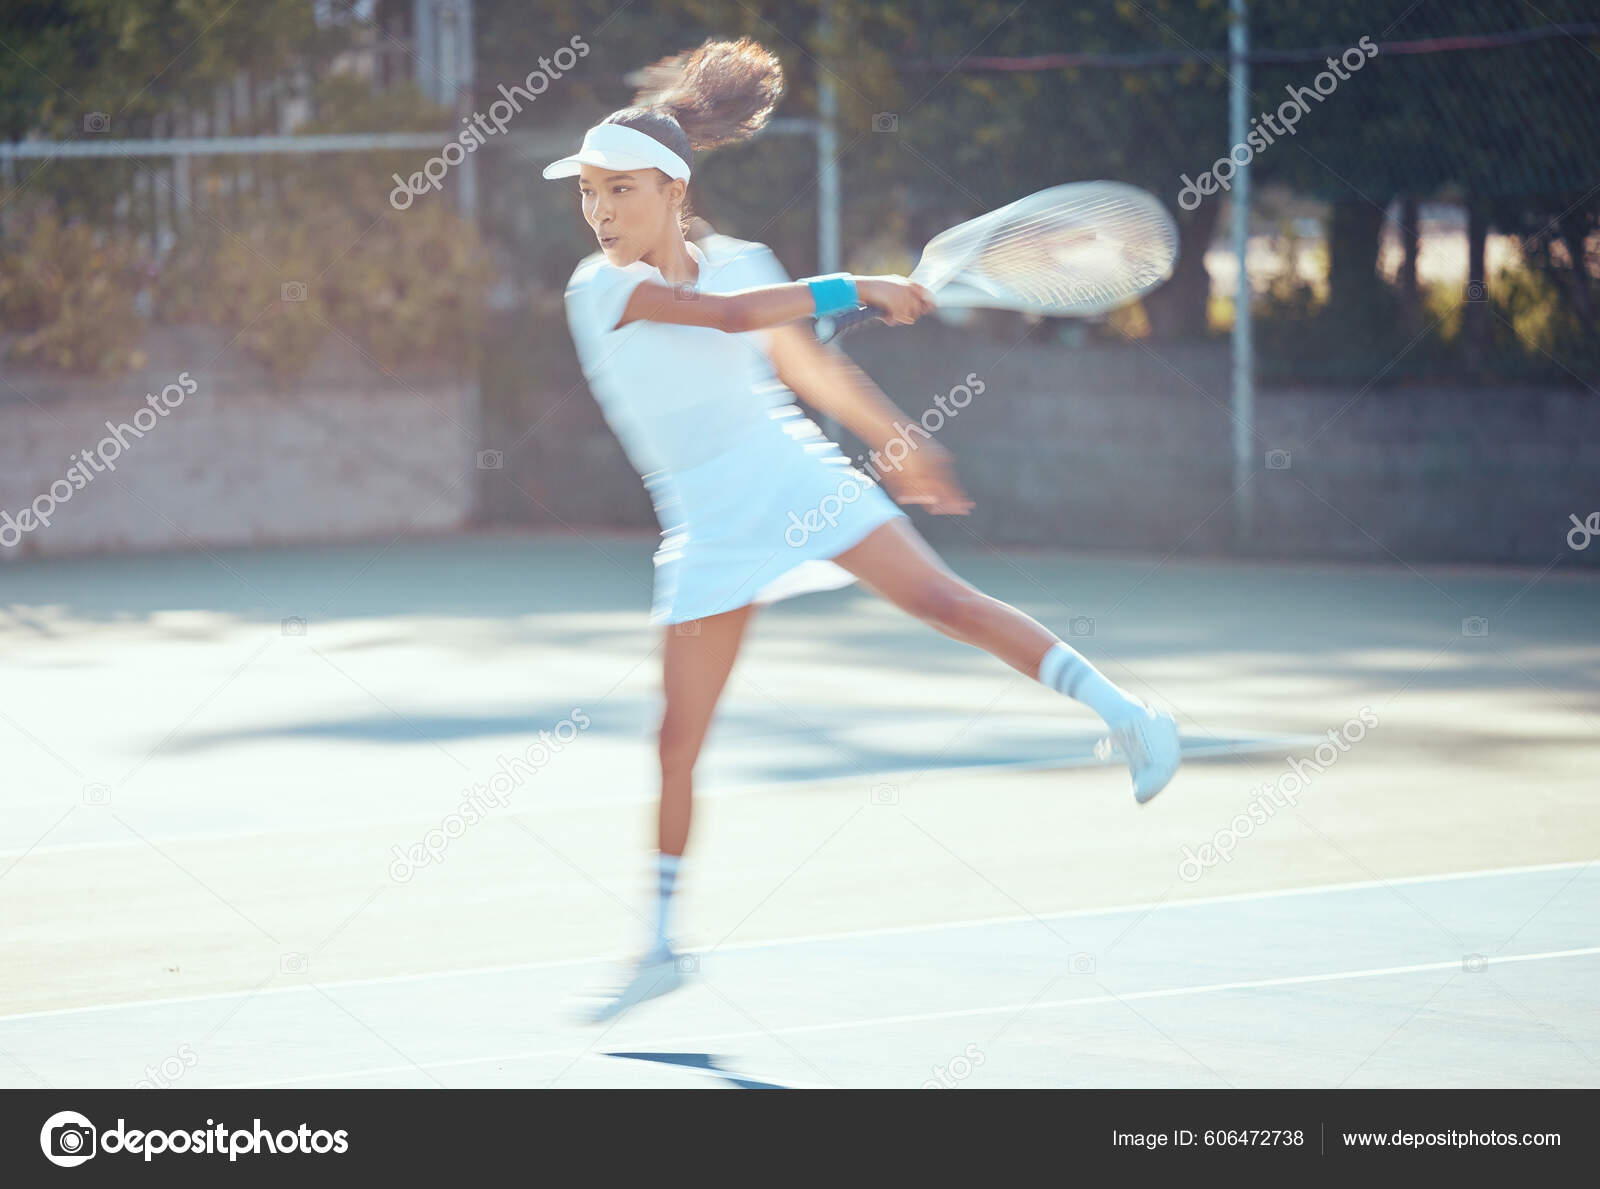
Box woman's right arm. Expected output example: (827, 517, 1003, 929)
(614, 275, 931, 334)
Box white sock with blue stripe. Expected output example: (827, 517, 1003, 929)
(651, 852, 682, 956)
(1037, 641, 1141, 728)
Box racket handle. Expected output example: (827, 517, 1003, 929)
(813, 304, 883, 344)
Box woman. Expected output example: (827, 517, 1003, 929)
(546, 38, 1180, 1023)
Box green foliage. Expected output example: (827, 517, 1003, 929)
(1489, 259, 1600, 377)
(4, 0, 1596, 382)
(1254, 269, 1418, 385)
(340, 200, 495, 376)
(3, 54, 491, 381)
(155, 194, 348, 379)
(0, 205, 149, 374)
(1254, 255, 1597, 386)
(153, 190, 492, 381)
(0, 0, 339, 140)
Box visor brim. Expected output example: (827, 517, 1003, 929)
(541, 150, 678, 180)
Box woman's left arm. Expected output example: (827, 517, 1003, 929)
(765, 324, 973, 515)
(765, 324, 907, 448)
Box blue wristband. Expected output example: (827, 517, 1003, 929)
(806, 273, 859, 317)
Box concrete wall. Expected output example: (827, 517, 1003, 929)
(5, 320, 1596, 568)
(843, 328, 1600, 567)
(0, 326, 475, 562)
(488, 321, 1600, 569)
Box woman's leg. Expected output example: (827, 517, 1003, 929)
(658, 602, 757, 855)
(578, 604, 759, 1021)
(641, 602, 758, 960)
(829, 517, 1144, 726)
(830, 519, 1058, 674)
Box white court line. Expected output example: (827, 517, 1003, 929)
(646, 945, 1600, 1051)
(3, 857, 1592, 1025)
(714, 856, 1597, 954)
(227, 943, 1600, 1088)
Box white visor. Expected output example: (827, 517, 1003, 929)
(542, 123, 691, 181)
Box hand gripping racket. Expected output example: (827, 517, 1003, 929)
(814, 181, 1179, 343)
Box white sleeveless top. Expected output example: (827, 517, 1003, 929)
(563, 234, 796, 477)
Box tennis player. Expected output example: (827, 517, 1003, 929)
(547, 38, 1181, 1023)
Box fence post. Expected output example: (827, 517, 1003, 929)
(1229, 0, 1256, 552)
(816, 0, 842, 442)
(173, 151, 191, 231)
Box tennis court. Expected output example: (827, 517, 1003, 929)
(2, 533, 1596, 1087)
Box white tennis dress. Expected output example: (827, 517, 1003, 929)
(564, 233, 907, 625)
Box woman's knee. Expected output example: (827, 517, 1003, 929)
(657, 717, 704, 775)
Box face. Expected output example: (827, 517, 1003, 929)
(577, 163, 684, 265)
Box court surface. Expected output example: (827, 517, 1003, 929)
(2, 532, 1596, 1087)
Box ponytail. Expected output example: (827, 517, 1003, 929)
(631, 36, 784, 152)
(603, 37, 785, 175)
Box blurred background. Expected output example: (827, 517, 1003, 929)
(3, 0, 1597, 569)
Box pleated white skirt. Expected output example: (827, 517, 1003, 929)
(644, 403, 907, 625)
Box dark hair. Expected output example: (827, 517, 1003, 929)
(603, 37, 784, 215)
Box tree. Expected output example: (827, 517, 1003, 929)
(0, 0, 344, 139)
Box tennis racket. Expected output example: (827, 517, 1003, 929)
(814, 181, 1179, 343)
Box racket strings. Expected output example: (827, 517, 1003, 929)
(931, 229, 1167, 306)
(923, 194, 1157, 260)
(915, 186, 1178, 314)
(923, 200, 1174, 266)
